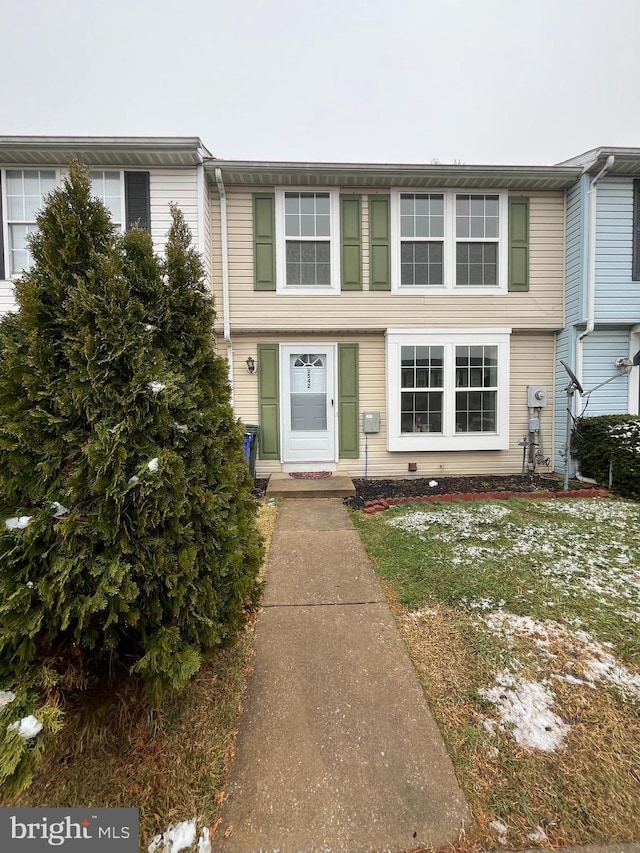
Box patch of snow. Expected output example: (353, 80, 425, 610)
(387, 503, 511, 542)
(7, 715, 43, 740)
(148, 820, 197, 853)
(144, 324, 155, 331)
(51, 502, 69, 518)
(490, 820, 508, 844)
(480, 671, 570, 752)
(0, 691, 16, 708)
(407, 607, 439, 619)
(469, 597, 506, 611)
(198, 827, 211, 853)
(527, 825, 549, 843)
(479, 612, 640, 702)
(148, 382, 166, 394)
(174, 423, 189, 434)
(26, 581, 34, 589)
(429, 480, 438, 487)
(5, 516, 32, 530)
(128, 476, 140, 485)
(147, 458, 159, 473)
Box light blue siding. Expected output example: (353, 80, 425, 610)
(594, 177, 640, 321)
(565, 178, 587, 326)
(581, 329, 630, 415)
(554, 327, 574, 473)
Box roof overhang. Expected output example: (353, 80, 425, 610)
(0, 136, 214, 168)
(204, 160, 582, 191)
(558, 147, 640, 176)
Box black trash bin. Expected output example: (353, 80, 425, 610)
(243, 424, 259, 479)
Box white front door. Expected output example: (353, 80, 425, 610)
(282, 345, 336, 463)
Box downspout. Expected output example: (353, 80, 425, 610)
(575, 155, 615, 411)
(573, 155, 614, 483)
(214, 168, 233, 394)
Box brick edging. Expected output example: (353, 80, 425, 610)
(362, 488, 609, 514)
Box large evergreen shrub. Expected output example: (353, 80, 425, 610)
(571, 414, 640, 499)
(0, 162, 262, 773)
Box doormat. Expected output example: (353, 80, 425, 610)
(288, 471, 333, 479)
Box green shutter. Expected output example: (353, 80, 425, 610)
(254, 193, 276, 291)
(338, 343, 359, 458)
(508, 197, 529, 292)
(341, 195, 362, 290)
(257, 344, 280, 459)
(369, 195, 391, 290)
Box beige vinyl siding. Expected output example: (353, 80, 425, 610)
(0, 280, 16, 316)
(210, 187, 224, 304)
(150, 168, 199, 256)
(229, 330, 555, 479)
(210, 187, 566, 334)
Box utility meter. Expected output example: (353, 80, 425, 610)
(527, 386, 547, 407)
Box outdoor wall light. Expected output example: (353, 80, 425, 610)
(246, 356, 256, 375)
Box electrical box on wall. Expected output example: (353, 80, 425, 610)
(363, 411, 380, 433)
(527, 386, 548, 408)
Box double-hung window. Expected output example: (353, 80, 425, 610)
(455, 194, 499, 286)
(400, 194, 444, 286)
(387, 329, 510, 450)
(91, 170, 123, 229)
(392, 191, 508, 292)
(5, 169, 57, 276)
(275, 189, 340, 293)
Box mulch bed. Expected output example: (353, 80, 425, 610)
(252, 474, 606, 507)
(343, 474, 606, 510)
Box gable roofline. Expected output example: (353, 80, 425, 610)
(557, 146, 640, 176)
(0, 136, 214, 168)
(204, 159, 581, 191)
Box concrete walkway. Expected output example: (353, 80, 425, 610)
(214, 499, 470, 853)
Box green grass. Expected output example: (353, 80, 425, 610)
(353, 498, 640, 663)
(352, 497, 640, 849)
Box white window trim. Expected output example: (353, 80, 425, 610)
(386, 327, 511, 451)
(390, 190, 509, 295)
(274, 187, 341, 295)
(2, 167, 60, 280)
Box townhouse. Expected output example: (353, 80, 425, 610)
(553, 148, 640, 473)
(205, 160, 581, 477)
(5, 136, 640, 481)
(0, 136, 212, 314)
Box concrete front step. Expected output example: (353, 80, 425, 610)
(265, 472, 356, 499)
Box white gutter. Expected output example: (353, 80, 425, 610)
(214, 168, 231, 345)
(575, 154, 615, 414)
(214, 167, 233, 395)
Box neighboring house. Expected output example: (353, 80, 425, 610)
(0, 136, 213, 315)
(554, 148, 640, 474)
(206, 160, 581, 478)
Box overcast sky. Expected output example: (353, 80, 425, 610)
(2, 0, 639, 165)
